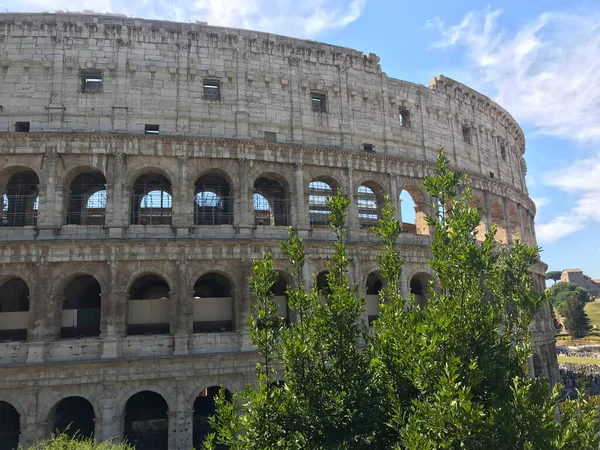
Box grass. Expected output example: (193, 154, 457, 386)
(585, 300, 600, 329)
(558, 355, 600, 366)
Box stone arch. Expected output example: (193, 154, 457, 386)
(272, 271, 293, 323)
(253, 173, 290, 227)
(192, 385, 233, 450)
(365, 271, 383, 324)
(0, 165, 41, 187)
(193, 272, 234, 333)
(127, 274, 171, 335)
(399, 184, 429, 235)
(308, 176, 339, 229)
(0, 400, 21, 450)
(408, 270, 435, 308)
(122, 390, 170, 450)
(65, 169, 107, 226)
(194, 170, 233, 226)
(0, 278, 30, 341)
(48, 396, 96, 439)
(117, 385, 176, 418)
(356, 180, 385, 229)
(59, 275, 102, 339)
(126, 165, 177, 189)
(130, 172, 173, 226)
(1, 169, 39, 227)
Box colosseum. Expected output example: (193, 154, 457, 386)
(0, 12, 558, 450)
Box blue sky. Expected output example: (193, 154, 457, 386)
(3, 0, 599, 278)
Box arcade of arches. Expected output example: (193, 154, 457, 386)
(0, 167, 535, 246)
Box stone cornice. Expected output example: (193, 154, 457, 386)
(0, 132, 536, 212)
(0, 13, 382, 74)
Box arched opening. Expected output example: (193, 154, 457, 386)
(131, 174, 172, 225)
(0, 278, 29, 341)
(366, 272, 383, 325)
(124, 391, 168, 450)
(194, 174, 232, 225)
(0, 401, 20, 450)
(308, 180, 335, 228)
(272, 272, 291, 324)
(410, 272, 434, 308)
(357, 183, 382, 229)
(253, 177, 289, 226)
(490, 200, 507, 244)
(66, 171, 107, 225)
(532, 353, 543, 378)
(51, 396, 95, 439)
(128, 275, 170, 335)
(400, 188, 430, 235)
(1, 171, 39, 227)
(316, 271, 330, 298)
(193, 273, 233, 333)
(60, 275, 101, 339)
(192, 387, 232, 450)
(469, 196, 487, 241)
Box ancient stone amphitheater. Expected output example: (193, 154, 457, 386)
(0, 12, 557, 450)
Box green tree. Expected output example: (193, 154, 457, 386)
(550, 282, 591, 311)
(205, 148, 600, 450)
(24, 433, 133, 450)
(545, 271, 562, 284)
(559, 292, 591, 338)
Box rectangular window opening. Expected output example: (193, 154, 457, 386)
(500, 144, 507, 161)
(462, 125, 472, 145)
(203, 79, 221, 100)
(399, 108, 410, 127)
(363, 143, 374, 153)
(145, 124, 160, 135)
(264, 131, 277, 142)
(311, 93, 327, 113)
(15, 122, 30, 132)
(489, 172, 495, 178)
(81, 71, 103, 93)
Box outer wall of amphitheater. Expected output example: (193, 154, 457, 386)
(0, 13, 557, 449)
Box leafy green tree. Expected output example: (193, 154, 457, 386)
(559, 292, 591, 338)
(24, 433, 133, 450)
(545, 271, 562, 284)
(205, 148, 600, 450)
(550, 282, 591, 311)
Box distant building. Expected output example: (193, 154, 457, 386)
(561, 269, 600, 297)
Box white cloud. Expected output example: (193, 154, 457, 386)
(428, 7, 600, 243)
(11, 0, 363, 38)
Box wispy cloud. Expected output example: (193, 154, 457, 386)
(9, 0, 363, 38)
(428, 7, 600, 243)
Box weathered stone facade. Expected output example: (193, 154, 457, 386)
(0, 12, 557, 449)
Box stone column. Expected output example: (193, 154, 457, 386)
(345, 166, 358, 233)
(288, 57, 304, 144)
(235, 157, 253, 236)
(482, 191, 492, 231)
(502, 197, 513, 244)
(37, 150, 60, 238)
(389, 176, 400, 224)
(27, 265, 61, 362)
(293, 163, 309, 234)
(516, 204, 526, 243)
(20, 416, 46, 447)
(101, 260, 125, 359)
(168, 410, 179, 450)
(173, 260, 192, 356)
(173, 156, 192, 237)
(106, 152, 127, 238)
(98, 386, 122, 440)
